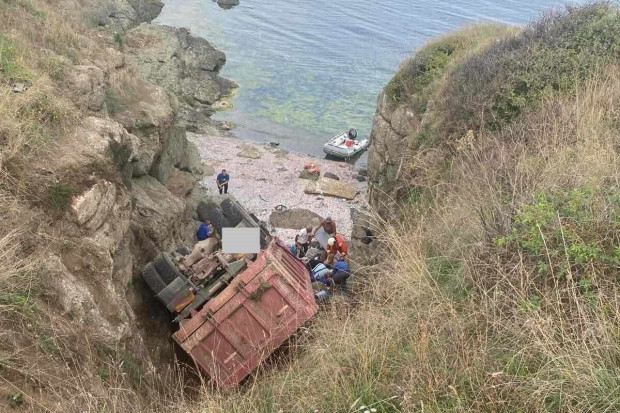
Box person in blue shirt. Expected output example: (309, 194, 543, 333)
(331, 259, 350, 286)
(196, 219, 212, 241)
(216, 169, 230, 194)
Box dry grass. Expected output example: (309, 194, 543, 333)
(2, 0, 619, 412)
(172, 67, 620, 413)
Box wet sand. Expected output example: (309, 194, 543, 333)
(189, 133, 367, 245)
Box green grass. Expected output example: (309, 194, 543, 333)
(47, 183, 73, 209)
(0, 34, 30, 79)
(495, 185, 620, 283)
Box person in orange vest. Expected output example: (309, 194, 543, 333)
(325, 234, 348, 266)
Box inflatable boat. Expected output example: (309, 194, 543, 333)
(322, 128, 369, 159)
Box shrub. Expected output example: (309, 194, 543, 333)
(495, 186, 620, 285)
(442, 3, 620, 138)
(47, 183, 73, 209)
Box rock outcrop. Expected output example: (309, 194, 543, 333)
(124, 24, 237, 132)
(367, 90, 419, 217)
(304, 177, 359, 200)
(269, 208, 323, 229)
(89, 0, 164, 30)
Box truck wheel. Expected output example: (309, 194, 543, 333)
(153, 253, 183, 285)
(176, 246, 192, 256)
(197, 201, 230, 234)
(141, 262, 166, 294)
(208, 209, 231, 235)
(220, 199, 244, 226)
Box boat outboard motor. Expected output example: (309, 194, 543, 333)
(348, 128, 358, 140)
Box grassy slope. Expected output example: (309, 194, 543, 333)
(186, 4, 620, 413)
(1, 1, 620, 413)
(0, 2, 188, 412)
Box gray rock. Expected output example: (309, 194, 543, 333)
(269, 208, 323, 229)
(237, 143, 262, 159)
(354, 174, 367, 182)
(299, 170, 320, 181)
(131, 176, 187, 248)
(165, 169, 198, 198)
(304, 178, 358, 200)
(90, 0, 163, 31)
(65, 65, 105, 111)
(123, 24, 237, 132)
(216, 0, 240, 9)
(356, 167, 368, 177)
(324, 172, 340, 180)
(276, 167, 287, 172)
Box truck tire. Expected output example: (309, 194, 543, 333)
(197, 201, 230, 234)
(141, 262, 166, 294)
(220, 199, 244, 226)
(176, 246, 192, 256)
(153, 253, 183, 285)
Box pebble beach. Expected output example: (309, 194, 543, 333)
(189, 133, 367, 245)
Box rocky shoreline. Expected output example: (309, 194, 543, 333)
(189, 133, 368, 246)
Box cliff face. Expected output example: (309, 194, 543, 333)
(0, 0, 232, 408)
(366, 90, 418, 216)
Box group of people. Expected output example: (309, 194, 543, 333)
(293, 217, 351, 288)
(201, 168, 352, 289)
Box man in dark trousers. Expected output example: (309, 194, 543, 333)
(216, 169, 230, 194)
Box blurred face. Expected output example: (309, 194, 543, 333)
(222, 169, 226, 174)
(306, 226, 313, 233)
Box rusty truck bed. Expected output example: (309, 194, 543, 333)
(172, 239, 318, 390)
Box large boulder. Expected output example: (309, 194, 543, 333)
(108, 79, 176, 178)
(89, 0, 163, 30)
(131, 176, 188, 249)
(367, 90, 415, 215)
(55, 117, 137, 186)
(123, 24, 237, 132)
(165, 169, 199, 198)
(269, 208, 323, 229)
(304, 177, 359, 200)
(70, 180, 118, 230)
(65, 64, 106, 111)
(217, 0, 240, 9)
(236, 143, 262, 159)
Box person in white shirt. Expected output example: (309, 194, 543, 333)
(295, 226, 313, 257)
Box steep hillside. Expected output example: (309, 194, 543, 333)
(173, 4, 619, 412)
(2, 1, 620, 413)
(0, 0, 230, 411)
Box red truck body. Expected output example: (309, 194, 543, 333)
(172, 239, 318, 390)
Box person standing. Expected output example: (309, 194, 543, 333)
(314, 216, 336, 236)
(216, 169, 230, 194)
(295, 226, 313, 257)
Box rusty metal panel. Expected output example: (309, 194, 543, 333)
(173, 238, 318, 390)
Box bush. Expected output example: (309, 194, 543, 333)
(495, 186, 620, 282)
(441, 3, 620, 139)
(47, 183, 73, 210)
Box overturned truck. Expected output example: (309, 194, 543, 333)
(141, 197, 318, 390)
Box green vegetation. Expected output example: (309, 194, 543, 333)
(443, 3, 620, 139)
(384, 24, 518, 114)
(0, 34, 30, 79)
(47, 183, 73, 209)
(496, 186, 620, 281)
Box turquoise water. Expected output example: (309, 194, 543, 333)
(156, 0, 582, 156)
